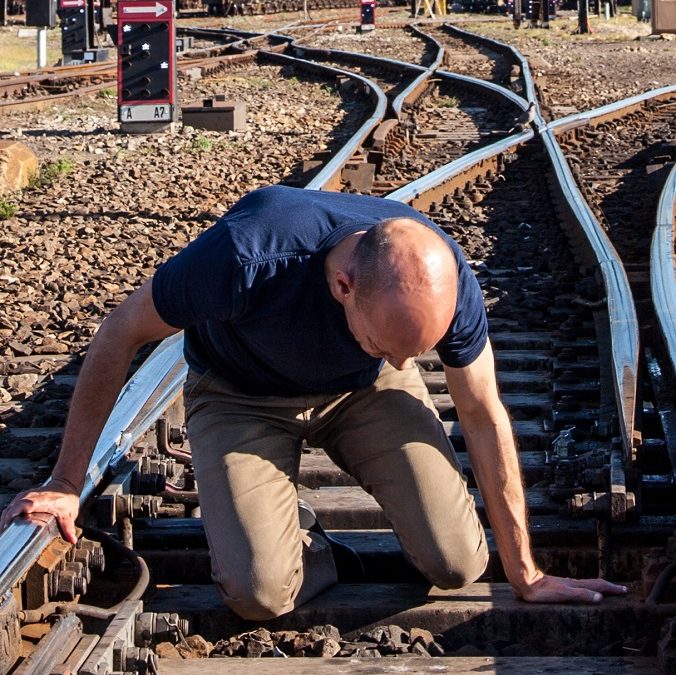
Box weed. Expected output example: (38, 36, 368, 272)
(97, 88, 115, 99)
(245, 76, 273, 89)
(0, 198, 17, 220)
(438, 96, 460, 108)
(541, 37, 552, 47)
(217, 139, 244, 151)
(321, 83, 337, 96)
(28, 157, 75, 189)
(192, 135, 213, 152)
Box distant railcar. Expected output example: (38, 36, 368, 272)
(198, 0, 372, 16)
(449, 0, 508, 13)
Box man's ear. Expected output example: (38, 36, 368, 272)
(333, 270, 354, 304)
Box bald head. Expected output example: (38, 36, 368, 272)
(351, 217, 457, 312)
(327, 217, 458, 369)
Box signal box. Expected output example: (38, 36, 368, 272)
(59, 1, 89, 59)
(117, 0, 176, 129)
(360, 0, 375, 31)
(26, 0, 58, 27)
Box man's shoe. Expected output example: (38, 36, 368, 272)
(298, 499, 366, 583)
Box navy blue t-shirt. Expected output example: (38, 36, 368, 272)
(152, 186, 487, 396)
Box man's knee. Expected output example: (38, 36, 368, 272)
(214, 568, 297, 620)
(418, 532, 489, 590)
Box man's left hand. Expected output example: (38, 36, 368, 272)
(516, 573, 627, 603)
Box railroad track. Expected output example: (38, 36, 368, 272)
(0, 22, 675, 674)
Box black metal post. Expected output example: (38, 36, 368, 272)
(578, 0, 590, 33)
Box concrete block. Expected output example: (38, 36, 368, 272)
(181, 98, 246, 132)
(0, 141, 38, 193)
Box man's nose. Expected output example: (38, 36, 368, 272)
(387, 356, 410, 370)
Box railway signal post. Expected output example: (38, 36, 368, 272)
(360, 0, 375, 31)
(117, 0, 177, 133)
(58, 0, 109, 65)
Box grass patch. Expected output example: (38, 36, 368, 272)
(245, 75, 272, 89)
(191, 135, 213, 152)
(0, 197, 17, 220)
(438, 95, 460, 108)
(97, 88, 116, 99)
(0, 26, 62, 73)
(216, 139, 245, 151)
(29, 157, 76, 189)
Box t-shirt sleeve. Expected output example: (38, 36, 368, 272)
(435, 246, 488, 369)
(151, 221, 240, 329)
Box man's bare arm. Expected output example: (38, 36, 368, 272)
(444, 339, 626, 602)
(0, 280, 179, 542)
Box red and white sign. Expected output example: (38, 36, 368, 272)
(118, 0, 171, 21)
(59, 0, 85, 8)
(117, 0, 176, 112)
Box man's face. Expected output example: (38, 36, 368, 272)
(344, 291, 443, 370)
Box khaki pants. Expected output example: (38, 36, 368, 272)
(184, 360, 488, 620)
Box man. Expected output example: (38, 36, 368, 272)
(1, 186, 625, 619)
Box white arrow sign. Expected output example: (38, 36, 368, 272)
(61, 0, 85, 7)
(122, 2, 168, 16)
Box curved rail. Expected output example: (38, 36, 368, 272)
(541, 128, 639, 458)
(287, 32, 527, 189)
(652, 162, 676, 384)
(441, 22, 545, 132)
(544, 87, 676, 456)
(260, 49, 387, 192)
(548, 85, 676, 134)
(0, 334, 186, 593)
(386, 128, 532, 209)
(289, 43, 432, 118)
(391, 25, 444, 117)
(447, 22, 640, 463)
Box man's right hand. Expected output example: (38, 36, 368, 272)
(0, 479, 80, 544)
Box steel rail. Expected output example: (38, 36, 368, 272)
(437, 67, 529, 111)
(449, 23, 639, 464)
(544, 87, 676, 455)
(260, 51, 388, 192)
(652, 161, 676, 382)
(288, 42, 430, 122)
(385, 129, 533, 208)
(0, 49, 262, 115)
(541, 127, 639, 459)
(290, 44, 429, 78)
(441, 22, 544, 131)
(0, 334, 187, 594)
(0, 81, 115, 116)
(288, 35, 528, 121)
(548, 85, 676, 134)
(391, 25, 444, 118)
